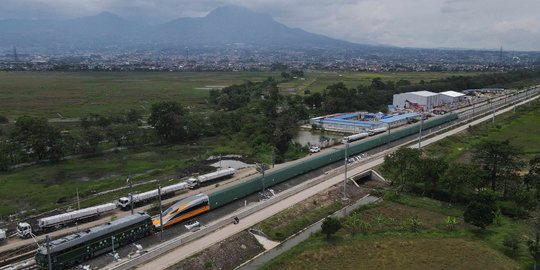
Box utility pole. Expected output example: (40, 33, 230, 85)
(418, 116, 424, 149)
(158, 185, 163, 241)
(491, 99, 495, 124)
(76, 188, 80, 232)
(256, 163, 267, 199)
(111, 236, 115, 254)
(127, 176, 134, 214)
(342, 139, 349, 201)
(46, 235, 52, 270)
(386, 124, 391, 149)
(271, 148, 275, 168)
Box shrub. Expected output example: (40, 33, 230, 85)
(498, 200, 529, 218)
(503, 232, 521, 256)
(444, 216, 458, 231)
(463, 201, 495, 229)
(409, 216, 422, 233)
(321, 217, 341, 239)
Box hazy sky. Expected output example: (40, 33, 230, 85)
(2, 0, 539, 51)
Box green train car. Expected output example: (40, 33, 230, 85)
(35, 212, 152, 269)
(208, 113, 458, 209)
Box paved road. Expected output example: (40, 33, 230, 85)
(129, 90, 539, 270)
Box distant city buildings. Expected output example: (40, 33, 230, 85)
(0, 46, 538, 72)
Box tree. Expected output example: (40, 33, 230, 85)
(0, 140, 20, 170)
(321, 217, 341, 239)
(441, 163, 484, 201)
(463, 201, 495, 229)
(370, 77, 386, 90)
(11, 116, 63, 161)
(280, 72, 291, 80)
(82, 127, 104, 153)
(382, 147, 422, 191)
(526, 155, 540, 199)
(472, 139, 522, 195)
(126, 109, 143, 125)
(148, 101, 187, 143)
(414, 157, 448, 197)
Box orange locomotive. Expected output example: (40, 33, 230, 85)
(152, 193, 210, 228)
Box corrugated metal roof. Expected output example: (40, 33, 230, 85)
(411, 91, 438, 97)
(315, 118, 378, 127)
(440, 91, 465, 97)
(379, 112, 420, 123)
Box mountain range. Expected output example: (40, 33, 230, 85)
(0, 6, 375, 52)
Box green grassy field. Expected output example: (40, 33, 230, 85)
(0, 139, 216, 216)
(424, 99, 540, 162)
(261, 195, 529, 270)
(0, 71, 480, 119)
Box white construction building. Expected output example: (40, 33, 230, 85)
(439, 91, 466, 105)
(392, 91, 440, 111)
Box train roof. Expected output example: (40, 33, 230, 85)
(37, 212, 150, 254)
(162, 193, 209, 216)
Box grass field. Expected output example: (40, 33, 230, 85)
(424, 99, 540, 162)
(0, 71, 480, 119)
(261, 195, 529, 269)
(260, 237, 520, 270)
(0, 139, 216, 217)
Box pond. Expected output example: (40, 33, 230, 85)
(293, 130, 343, 147)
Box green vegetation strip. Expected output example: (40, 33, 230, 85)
(261, 195, 529, 269)
(424, 99, 540, 162)
(258, 201, 343, 241)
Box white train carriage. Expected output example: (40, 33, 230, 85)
(186, 168, 236, 189)
(342, 132, 369, 144)
(118, 182, 188, 209)
(38, 203, 116, 229)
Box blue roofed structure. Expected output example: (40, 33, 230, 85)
(310, 111, 422, 133)
(379, 112, 421, 127)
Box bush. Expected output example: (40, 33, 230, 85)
(497, 200, 529, 218)
(0, 115, 8, 124)
(503, 232, 521, 256)
(444, 216, 458, 231)
(321, 217, 342, 239)
(463, 201, 495, 229)
(409, 216, 422, 233)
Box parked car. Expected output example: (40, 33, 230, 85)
(309, 146, 321, 153)
(184, 220, 200, 231)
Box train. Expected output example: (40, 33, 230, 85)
(13, 168, 236, 239)
(342, 132, 369, 144)
(25, 113, 458, 268)
(117, 182, 188, 210)
(0, 229, 6, 242)
(34, 212, 152, 270)
(17, 204, 117, 238)
(186, 168, 236, 189)
(154, 113, 459, 228)
(152, 193, 210, 228)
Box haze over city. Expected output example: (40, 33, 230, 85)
(2, 0, 540, 51)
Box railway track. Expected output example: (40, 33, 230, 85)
(0, 258, 37, 270)
(0, 87, 537, 269)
